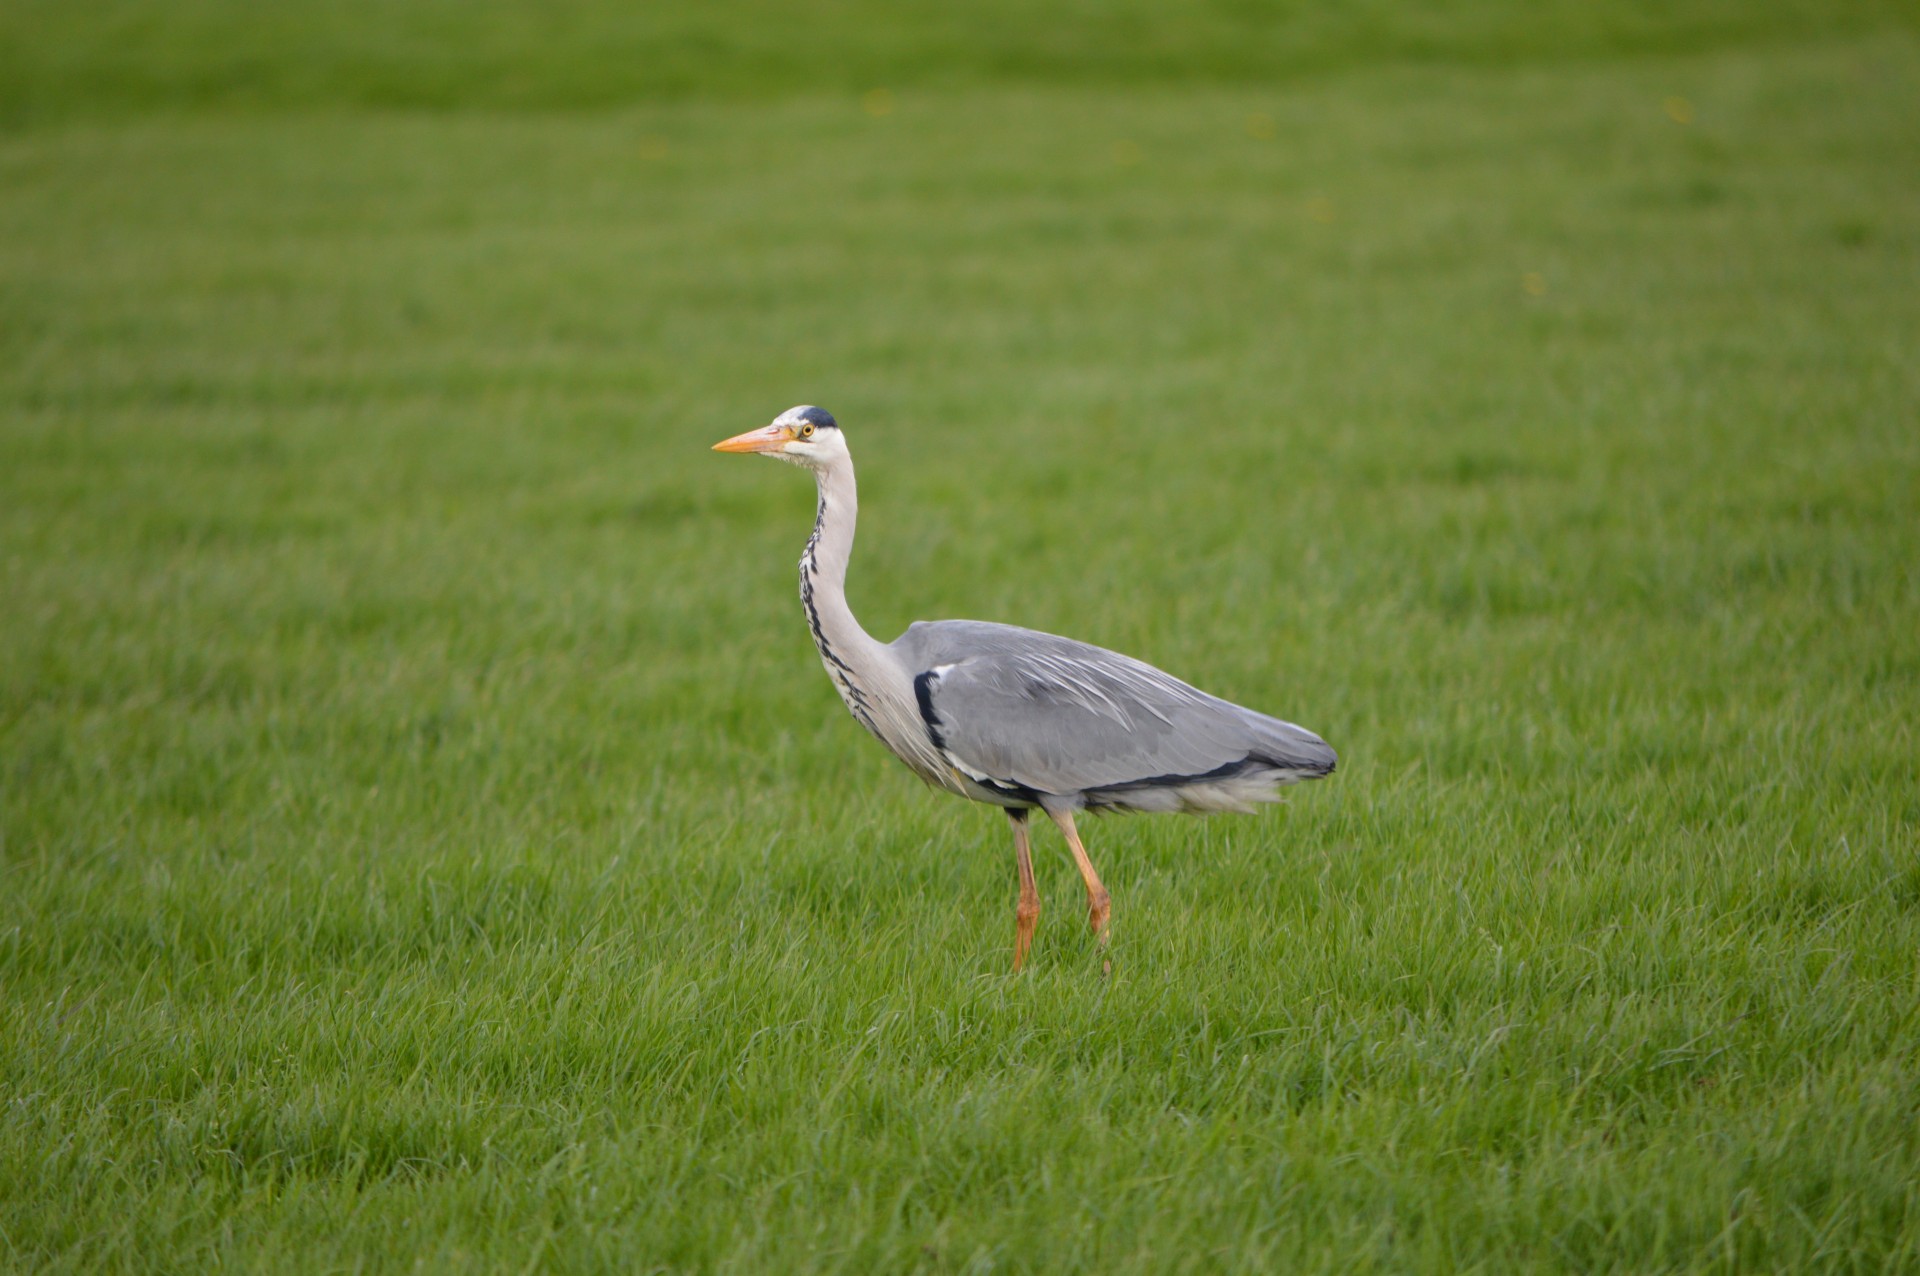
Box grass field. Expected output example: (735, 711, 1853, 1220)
(4, 3, 1919, 1271)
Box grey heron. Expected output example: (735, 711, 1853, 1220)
(714, 406, 1336, 970)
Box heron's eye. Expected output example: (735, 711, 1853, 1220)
(799, 423, 816, 439)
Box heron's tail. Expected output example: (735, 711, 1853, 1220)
(1246, 713, 1337, 778)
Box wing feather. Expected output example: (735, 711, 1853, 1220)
(891, 620, 1334, 801)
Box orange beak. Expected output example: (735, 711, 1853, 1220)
(711, 423, 793, 454)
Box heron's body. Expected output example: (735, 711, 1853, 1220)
(716, 406, 1335, 969)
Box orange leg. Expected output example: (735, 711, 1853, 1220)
(1010, 809, 1041, 972)
(1046, 807, 1111, 944)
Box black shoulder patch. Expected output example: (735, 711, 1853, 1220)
(912, 670, 946, 749)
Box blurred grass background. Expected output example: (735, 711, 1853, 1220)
(3, 2, 1919, 1272)
(2, 0, 1912, 121)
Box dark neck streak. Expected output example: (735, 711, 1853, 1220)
(800, 496, 877, 729)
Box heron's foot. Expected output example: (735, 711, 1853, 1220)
(1013, 899, 1041, 972)
(1087, 887, 1111, 942)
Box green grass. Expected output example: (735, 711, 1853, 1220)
(2, 0, 1912, 123)
(4, 5, 1919, 1271)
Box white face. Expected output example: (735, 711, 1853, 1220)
(712, 405, 849, 468)
(771, 402, 833, 468)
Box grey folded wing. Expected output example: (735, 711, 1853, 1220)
(893, 620, 1335, 805)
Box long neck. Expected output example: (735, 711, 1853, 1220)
(800, 458, 890, 719)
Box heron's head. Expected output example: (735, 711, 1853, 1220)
(712, 406, 846, 470)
